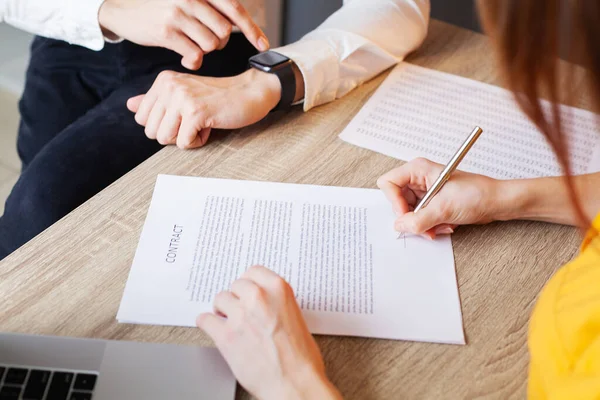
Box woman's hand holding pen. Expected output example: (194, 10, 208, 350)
(379, 157, 600, 234)
(377, 158, 501, 239)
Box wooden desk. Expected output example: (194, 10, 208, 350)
(0, 21, 586, 399)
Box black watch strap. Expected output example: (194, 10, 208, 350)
(272, 62, 296, 111)
(249, 51, 297, 112)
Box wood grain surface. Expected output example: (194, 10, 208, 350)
(0, 21, 586, 399)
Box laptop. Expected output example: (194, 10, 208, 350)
(0, 333, 236, 400)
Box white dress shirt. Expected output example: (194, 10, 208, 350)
(0, 0, 429, 111)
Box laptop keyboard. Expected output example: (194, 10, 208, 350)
(0, 365, 97, 400)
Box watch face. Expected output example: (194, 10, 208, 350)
(250, 51, 290, 69)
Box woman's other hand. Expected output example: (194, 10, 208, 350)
(197, 265, 342, 400)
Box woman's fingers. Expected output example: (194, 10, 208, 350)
(394, 205, 443, 235)
(377, 169, 413, 216)
(419, 224, 457, 241)
(433, 224, 456, 236)
(241, 265, 283, 289)
(214, 291, 241, 319)
(400, 186, 415, 203)
(196, 312, 227, 344)
(377, 179, 410, 216)
(378, 158, 445, 216)
(230, 278, 259, 299)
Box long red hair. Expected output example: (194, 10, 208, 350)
(477, 0, 600, 231)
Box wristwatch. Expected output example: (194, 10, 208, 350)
(249, 51, 297, 111)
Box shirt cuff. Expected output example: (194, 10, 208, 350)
(273, 39, 339, 112)
(66, 0, 109, 51)
(104, 36, 125, 44)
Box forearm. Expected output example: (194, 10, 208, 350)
(282, 380, 342, 400)
(273, 0, 430, 111)
(492, 173, 600, 226)
(278, 367, 342, 400)
(300, 379, 343, 400)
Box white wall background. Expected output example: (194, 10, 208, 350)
(0, 24, 32, 95)
(0, 23, 30, 213)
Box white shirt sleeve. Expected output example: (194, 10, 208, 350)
(273, 0, 430, 111)
(0, 0, 108, 50)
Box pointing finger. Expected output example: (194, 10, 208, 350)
(208, 0, 269, 51)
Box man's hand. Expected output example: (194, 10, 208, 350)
(197, 266, 342, 400)
(98, 0, 269, 70)
(127, 68, 281, 149)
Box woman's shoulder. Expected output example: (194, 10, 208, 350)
(528, 217, 600, 398)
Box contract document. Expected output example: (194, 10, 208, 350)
(340, 63, 600, 179)
(117, 175, 465, 345)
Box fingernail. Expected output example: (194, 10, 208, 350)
(435, 227, 455, 235)
(393, 206, 401, 217)
(258, 37, 269, 52)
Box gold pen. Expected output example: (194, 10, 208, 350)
(397, 126, 484, 239)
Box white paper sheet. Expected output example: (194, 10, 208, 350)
(117, 175, 465, 345)
(340, 63, 600, 179)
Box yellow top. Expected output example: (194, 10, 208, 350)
(528, 214, 600, 399)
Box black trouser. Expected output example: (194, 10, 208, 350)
(0, 35, 256, 260)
